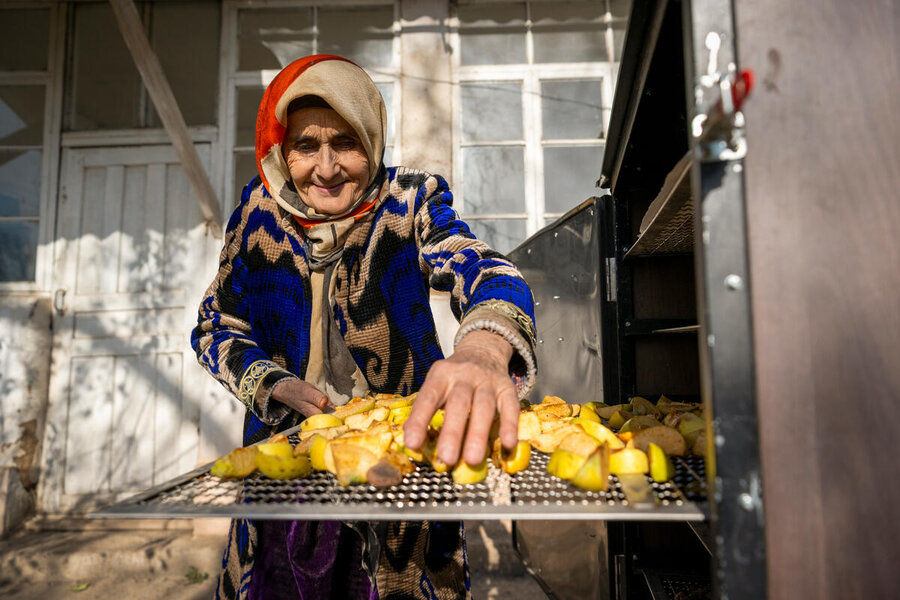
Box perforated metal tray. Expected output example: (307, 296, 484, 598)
(93, 426, 708, 522)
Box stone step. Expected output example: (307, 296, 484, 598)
(0, 529, 223, 584)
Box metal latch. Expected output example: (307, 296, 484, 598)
(692, 32, 754, 162)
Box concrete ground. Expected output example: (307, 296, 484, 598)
(0, 518, 548, 600)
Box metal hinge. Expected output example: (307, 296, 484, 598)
(605, 258, 617, 302)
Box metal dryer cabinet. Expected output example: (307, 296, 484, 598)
(510, 0, 900, 598)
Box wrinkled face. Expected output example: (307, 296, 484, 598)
(282, 107, 370, 215)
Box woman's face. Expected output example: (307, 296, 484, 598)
(282, 107, 370, 215)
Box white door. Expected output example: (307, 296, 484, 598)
(39, 144, 220, 513)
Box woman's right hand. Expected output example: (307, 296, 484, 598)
(271, 378, 333, 418)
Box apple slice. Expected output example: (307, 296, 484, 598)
(300, 413, 344, 432)
(547, 448, 587, 480)
(256, 453, 312, 480)
(517, 411, 542, 441)
(631, 425, 687, 456)
(491, 438, 531, 474)
(609, 448, 649, 475)
(452, 457, 489, 485)
(210, 446, 258, 478)
(647, 442, 675, 483)
(570, 444, 611, 491)
(571, 418, 625, 450)
(330, 443, 380, 487)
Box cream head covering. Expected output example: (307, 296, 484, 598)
(255, 55, 387, 221)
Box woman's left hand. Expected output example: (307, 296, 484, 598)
(403, 330, 520, 466)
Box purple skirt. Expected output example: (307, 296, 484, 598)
(247, 520, 378, 600)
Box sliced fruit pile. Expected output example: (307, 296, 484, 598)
(210, 393, 532, 487)
(209, 392, 705, 493)
(527, 395, 706, 492)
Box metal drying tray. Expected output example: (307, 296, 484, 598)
(92, 425, 708, 522)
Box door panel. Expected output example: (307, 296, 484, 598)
(40, 144, 217, 512)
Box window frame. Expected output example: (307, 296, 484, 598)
(450, 0, 623, 250)
(0, 2, 65, 292)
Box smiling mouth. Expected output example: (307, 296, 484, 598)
(313, 182, 346, 196)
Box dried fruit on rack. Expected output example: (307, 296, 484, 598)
(210, 446, 259, 478)
(529, 424, 582, 453)
(330, 443, 380, 486)
(332, 397, 376, 420)
(451, 457, 489, 485)
(547, 448, 588, 480)
(300, 413, 343, 432)
(517, 411, 542, 441)
(647, 442, 676, 483)
(492, 438, 531, 474)
(570, 418, 624, 450)
(630, 425, 687, 457)
(608, 448, 650, 475)
(570, 444, 611, 491)
(256, 453, 312, 480)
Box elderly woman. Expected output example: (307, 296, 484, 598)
(191, 55, 537, 600)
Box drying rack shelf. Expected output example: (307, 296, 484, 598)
(93, 426, 708, 522)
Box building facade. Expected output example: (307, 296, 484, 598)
(0, 0, 628, 520)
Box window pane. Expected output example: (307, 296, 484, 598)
(532, 2, 607, 63)
(0, 9, 49, 71)
(233, 152, 259, 206)
(543, 145, 604, 213)
(0, 221, 38, 282)
(458, 3, 526, 66)
(376, 83, 394, 146)
(0, 150, 42, 218)
(0, 86, 45, 145)
(236, 87, 265, 147)
(149, 2, 220, 127)
(69, 3, 142, 130)
(238, 9, 314, 70)
(461, 82, 523, 143)
(465, 218, 527, 255)
(461, 147, 525, 215)
(541, 80, 604, 140)
(319, 7, 394, 69)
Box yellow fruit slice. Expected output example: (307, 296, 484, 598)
(330, 443, 380, 487)
(422, 439, 450, 473)
(571, 418, 625, 450)
(557, 431, 600, 457)
(308, 434, 329, 471)
(255, 453, 312, 480)
(389, 405, 413, 425)
(631, 425, 687, 457)
(333, 399, 376, 421)
(547, 448, 587, 479)
(619, 415, 660, 433)
(647, 442, 676, 483)
(609, 448, 649, 475)
(491, 439, 531, 474)
(209, 446, 258, 478)
(451, 458, 488, 485)
(389, 397, 415, 409)
(256, 441, 294, 458)
(571, 444, 611, 491)
(541, 395, 566, 405)
(300, 413, 344, 432)
(429, 409, 445, 431)
(517, 411, 542, 441)
(577, 406, 601, 423)
(608, 409, 633, 430)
